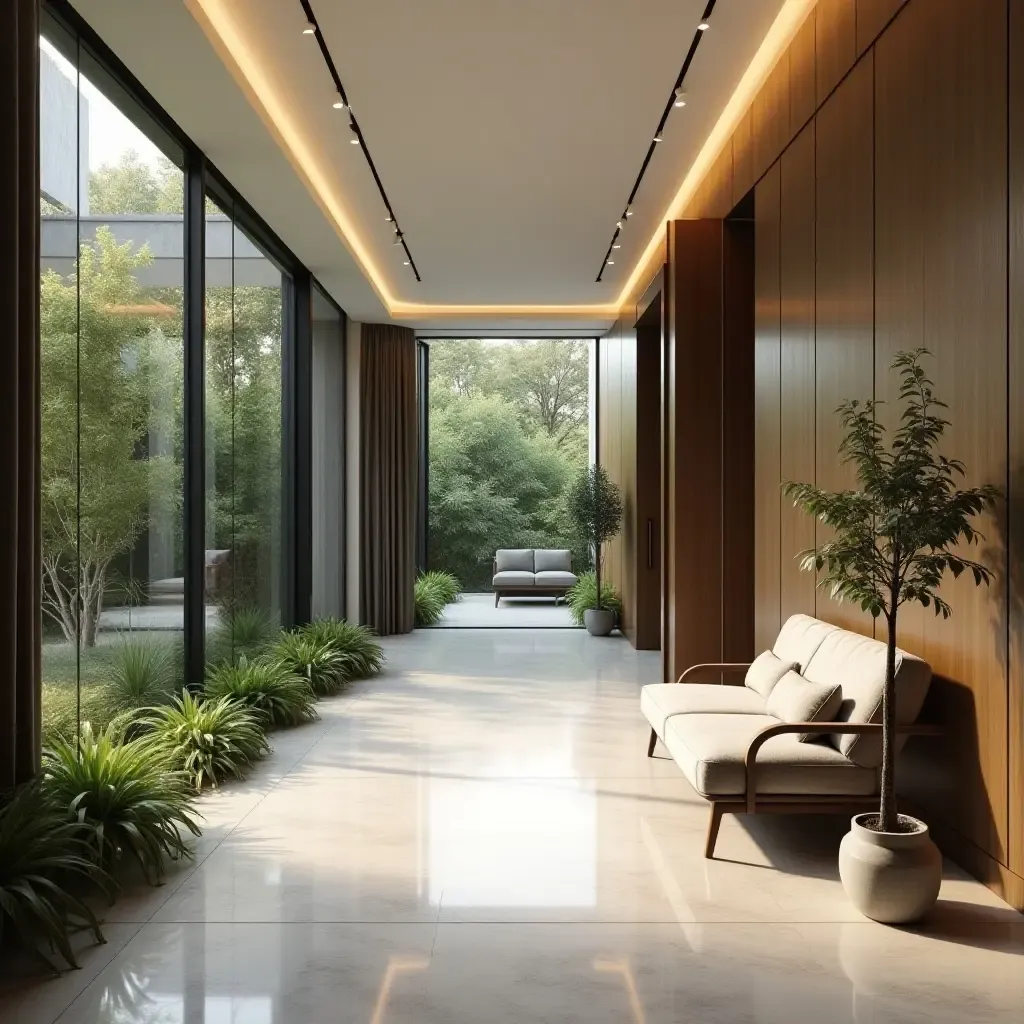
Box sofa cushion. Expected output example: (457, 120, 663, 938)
(802, 629, 931, 768)
(535, 570, 577, 588)
(765, 670, 843, 742)
(772, 614, 840, 671)
(744, 650, 799, 699)
(495, 549, 535, 572)
(641, 683, 765, 738)
(534, 549, 572, 572)
(492, 570, 536, 587)
(663, 713, 879, 798)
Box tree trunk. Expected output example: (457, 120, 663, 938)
(595, 535, 602, 611)
(879, 551, 901, 832)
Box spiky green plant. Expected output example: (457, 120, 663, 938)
(566, 571, 621, 627)
(269, 631, 346, 697)
(419, 570, 462, 605)
(414, 573, 449, 627)
(108, 636, 177, 709)
(784, 349, 1000, 832)
(204, 657, 318, 726)
(296, 619, 384, 681)
(207, 605, 275, 665)
(0, 783, 106, 973)
(140, 691, 270, 791)
(42, 722, 201, 884)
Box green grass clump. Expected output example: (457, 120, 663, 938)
(139, 690, 270, 791)
(296, 619, 384, 681)
(0, 783, 106, 972)
(269, 631, 347, 697)
(204, 657, 318, 727)
(565, 571, 622, 627)
(108, 636, 178, 710)
(421, 570, 461, 605)
(414, 572, 458, 627)
(42, 722, 201, 884)
(207, 605, 275, 665)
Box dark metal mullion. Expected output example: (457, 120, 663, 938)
(183, 152, 207, 686)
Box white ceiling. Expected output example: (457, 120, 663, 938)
(70, 0, 787, 330)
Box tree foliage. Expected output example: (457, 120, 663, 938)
(784, 349, 999, 832)
(565, 465, 622, 612)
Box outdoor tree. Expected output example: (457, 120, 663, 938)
(40, 227, 176, 647)
(784, 349, 999, 833)
(566, 465, 623, 612)
(89, 151, 183, 215)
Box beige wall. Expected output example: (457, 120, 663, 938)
(345, 320, 362, 623)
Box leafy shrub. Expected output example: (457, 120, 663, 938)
(565, 571, 621, 627)
(414, 573, 448, 627)
(296, 619, 384, 681)
(42, 722, 201, 884)
(140, 691, 269, 791)
(0, 783, 106, 972)
(108, 636, 177, 709)
(420, 570, 461, 605)
(204, 657, 317, 727)
(207, 605, 274, 666)
(41, 680, 123, 746)
(270, 631, 346, 697)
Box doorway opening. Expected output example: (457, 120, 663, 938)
(417, 338, 595, 628)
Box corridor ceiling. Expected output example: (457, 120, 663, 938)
(71, 0, 809, 331)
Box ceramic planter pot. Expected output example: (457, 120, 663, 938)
(583, 608, 615, 636)
(838, 812, 941, 923)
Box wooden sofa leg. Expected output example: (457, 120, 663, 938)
(495, 591, 500, 608)
(705, 803, 725, 859)
(646, 727, 658, 758)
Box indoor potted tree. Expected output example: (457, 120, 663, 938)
(784, 349, 1000, 923)
(566, 464, 623, 636)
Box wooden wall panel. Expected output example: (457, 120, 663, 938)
(813, 54, 875, 636)
(635, 311, 663, 651)
(752, 49, 791, 183)
(732, 108, 754, 206)
(1007, 0, 1024, 882)
(876, 0, 1009, 871)
(856, 0, 907, 55)
(815, 0, 857, 104)
(754, 164, 783, 652)
(620, 325, 638, 644)
(789, 8, 817, 133)
(779, 125, 817, 624)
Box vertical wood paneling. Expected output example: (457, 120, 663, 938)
(789, 8, 817, 132)
(732, 108, 754, 206)
(779, 125, 817, 623)
(635, 312, 663, 650)
(875, 0, 1009, 867)
(856, 0, 906, 55)
(816, 0, 857, 104)
(754, 164, 783, 652)
(813, 54, 875, 636)
(1007, 0, 1024, 880)
(752, 50, 791, 182)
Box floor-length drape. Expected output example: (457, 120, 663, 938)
(359, 324, 417, 635)
(0, 0, 41, 790)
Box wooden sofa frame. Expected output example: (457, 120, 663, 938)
(492, 555, 575, 607)
(646, 662, 942, 858)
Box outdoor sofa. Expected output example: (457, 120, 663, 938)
(492, 548, 577, 606)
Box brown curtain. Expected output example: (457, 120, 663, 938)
(360, 324, 417, 635)
(0, 0, 41, 790)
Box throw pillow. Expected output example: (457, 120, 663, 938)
(744, 650, 800, 699)
(766, 669, 843, 742)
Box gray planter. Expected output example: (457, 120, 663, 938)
(584, 608, 615, 636)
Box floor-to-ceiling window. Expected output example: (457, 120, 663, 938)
(40, 13, 186, 740)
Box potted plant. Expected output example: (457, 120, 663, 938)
(566, 464, 623, 636)
(784, 349, 999, 923)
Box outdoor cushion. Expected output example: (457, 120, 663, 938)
(641, 683, 766, 738)
(771, 614, 839, 672)
(492, 570, 536, 587)
(663, 713, 879, 798)
(534, 549, 572, 572)
(802, 629, 931, 768)
(535, 570, 577, 587)
(495, 549, 535, 572)
(744, 650, 799, 699)
(765, 670, 843, 742)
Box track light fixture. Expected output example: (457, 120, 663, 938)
(393, 233, 404, 245)
(302, 21, 316, 34)
(332, 98, 345, 109)
(596, 0, 716, 281)
(612, 244, 621, 249)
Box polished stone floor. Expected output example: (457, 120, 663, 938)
(5, 629, 1023, 1023)
(425, 592, 578, 628)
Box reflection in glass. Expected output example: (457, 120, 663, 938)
(40, 28, 184, 742)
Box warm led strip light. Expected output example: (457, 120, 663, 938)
(188, 0, 815, 321)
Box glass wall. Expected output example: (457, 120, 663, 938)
(37, 2, 343, 741)
(204, 200, 286, 666)
(40, 17, 186, 741)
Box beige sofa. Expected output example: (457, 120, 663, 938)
(641, 614, 937, 858)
